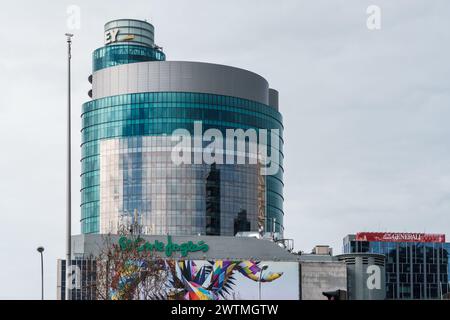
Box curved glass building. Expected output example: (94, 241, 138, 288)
(81, 19, 284, 237)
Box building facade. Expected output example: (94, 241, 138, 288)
(81, 19, 284, 237)
(57, 258, 96, 300)
(57, 234, 348, 300)
(343, 232, 450, 299)
(337, 253, 386, 300)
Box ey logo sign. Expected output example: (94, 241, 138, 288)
(105, 28, 135, 45)
(104, 28, 119, 44)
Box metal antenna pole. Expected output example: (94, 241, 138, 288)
(65, 33, 73, 300)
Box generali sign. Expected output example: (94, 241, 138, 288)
(356, 232, 446, 243)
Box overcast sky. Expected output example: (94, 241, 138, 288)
(0, 0, 449, 299)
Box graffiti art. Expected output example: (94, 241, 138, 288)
(110, 259, 284, 300)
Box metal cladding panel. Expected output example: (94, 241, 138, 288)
(159, 62, 171, 89)
(110, 67, 119, 93)
(118, 65, 127, 91)
(147, 62, 160, 91)
(171, 62, 183, 90)
(137, 62, 148, 92)
(269, 88, 279, 110)
(180, 62, 195, 90)
(92, 61, 270, 104)
(102, 71, 108, 97)
(127, 63, 138, 93)
(92, 72, 98, 96)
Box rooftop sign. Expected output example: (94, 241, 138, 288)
(104, 28, 119, 44)
(104, 28, 135, 45)
(118, 235, 209, 257)
(356, 232, 446, 243)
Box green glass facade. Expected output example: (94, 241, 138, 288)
(81, 92, 284, 234)
(93, 44, 165, 72)
(81, 19, 284, 236)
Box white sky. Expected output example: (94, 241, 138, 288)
(0, 0, 449, 299)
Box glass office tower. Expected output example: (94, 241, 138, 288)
(343, 233, 450, 299)
(81, 19, 284, 236)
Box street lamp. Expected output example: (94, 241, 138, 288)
(258, 264, 268, 300)
(36, 246, 44, 300)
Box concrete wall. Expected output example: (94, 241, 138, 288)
(300, 262, 347, 300)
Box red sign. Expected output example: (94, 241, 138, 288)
(356, 232, 446, 243)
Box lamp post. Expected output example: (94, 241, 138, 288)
(37, 246, 44, 300)
(65, 32, 73, 301)
(258, 264, 268, 300)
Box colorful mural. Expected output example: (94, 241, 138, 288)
(110, 259, 146, 300)
(109, 259, 291, 300)
(170, 260, 283, 300)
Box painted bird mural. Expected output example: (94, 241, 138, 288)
(109, 259, 283, 300)
(171, 260, 284, 300)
